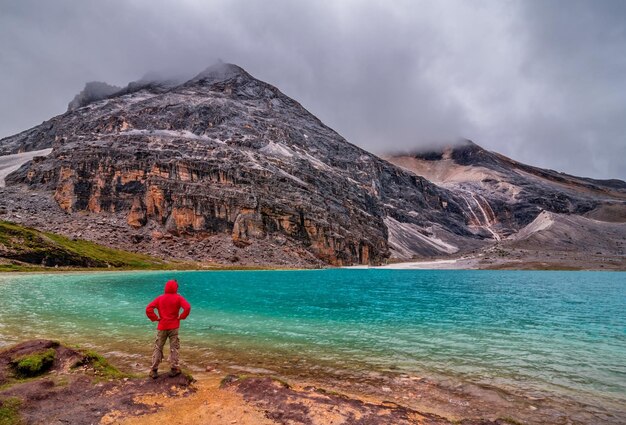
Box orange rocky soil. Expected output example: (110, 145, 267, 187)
(1, 340, 513, 425)
(115, 373, 508, 425)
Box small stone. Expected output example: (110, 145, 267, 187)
(381, 386, 392, 392)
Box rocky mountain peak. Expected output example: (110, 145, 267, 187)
(189, 61, 251, 85)
(67, 81, 122, 111)
(1, 61, 483, 266)
(65, 63, 248, 114)
(409, 139, 492, 165)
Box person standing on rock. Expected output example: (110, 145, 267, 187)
(146, 279, 191, 378)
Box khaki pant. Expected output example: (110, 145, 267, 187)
(151, 328, 180, 370)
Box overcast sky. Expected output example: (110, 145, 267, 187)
(1, 0, 625, 179)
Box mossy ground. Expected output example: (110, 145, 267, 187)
(0, 220, 175, 271)
(0, 340, 195, 424)
(73, 350, 130, 380)
(0, 397, 22, 425)
(11, 349, 56, 378)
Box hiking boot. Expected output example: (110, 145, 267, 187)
(149, 369, 158, 379)
(169, 367, 181, 377)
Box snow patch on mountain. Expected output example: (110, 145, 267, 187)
(117, 129, 216, 142)
(384, 216, 459, 259)
(510, 211, 554, 240)
(0, 148, 53, 187)
(260, 141, 294, 158)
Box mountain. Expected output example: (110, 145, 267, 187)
(1, 63, 623, 269)
(0, 63, 489, 267)
(384, 141, 626, 268)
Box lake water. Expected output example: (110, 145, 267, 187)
(0, 269, 624, 420)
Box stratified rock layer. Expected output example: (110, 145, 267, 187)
(385, 140, 626, 260)
(1, 63, 478, 265)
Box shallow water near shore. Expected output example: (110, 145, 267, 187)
(1, 269, 625, 422)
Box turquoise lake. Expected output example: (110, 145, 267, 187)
(1, 269, 625, 414)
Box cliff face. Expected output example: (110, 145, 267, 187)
(1, 63, 477, 266)
(385, 140, 626, 239)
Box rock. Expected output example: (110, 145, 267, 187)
(385, 140, 626, 239)
(0, 62, 478, 266)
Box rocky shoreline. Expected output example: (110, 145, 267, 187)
(0, 340, 547, 425)
(2, 339, 622, 424)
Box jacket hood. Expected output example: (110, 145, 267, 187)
(164, 280, 178, 294)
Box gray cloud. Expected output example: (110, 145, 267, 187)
(0, 0, 624, 179)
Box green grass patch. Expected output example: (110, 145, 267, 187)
(74, 350, 129, 380)
(0, 264, 48, 273)
(182, 370, 195, 383)
(10, 349, 55, 378)
(44, 233, 168, 269)
(0, 397, 22, 425)
(0, 220, 173, 270)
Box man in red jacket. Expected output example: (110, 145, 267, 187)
(146, 279, 191, 378)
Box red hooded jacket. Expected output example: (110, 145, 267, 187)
(146, 280, 191, 330)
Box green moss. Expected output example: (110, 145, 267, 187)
(11, 349, 55, 378)
(0, 264, 46, 272)
(44, 233, 168, 269)
(182, 370, 195, 383)
(0, 397, 22, 425)
(74, 350, 129, 380)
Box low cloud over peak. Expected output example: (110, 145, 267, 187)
(1, 0, 624, 179)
